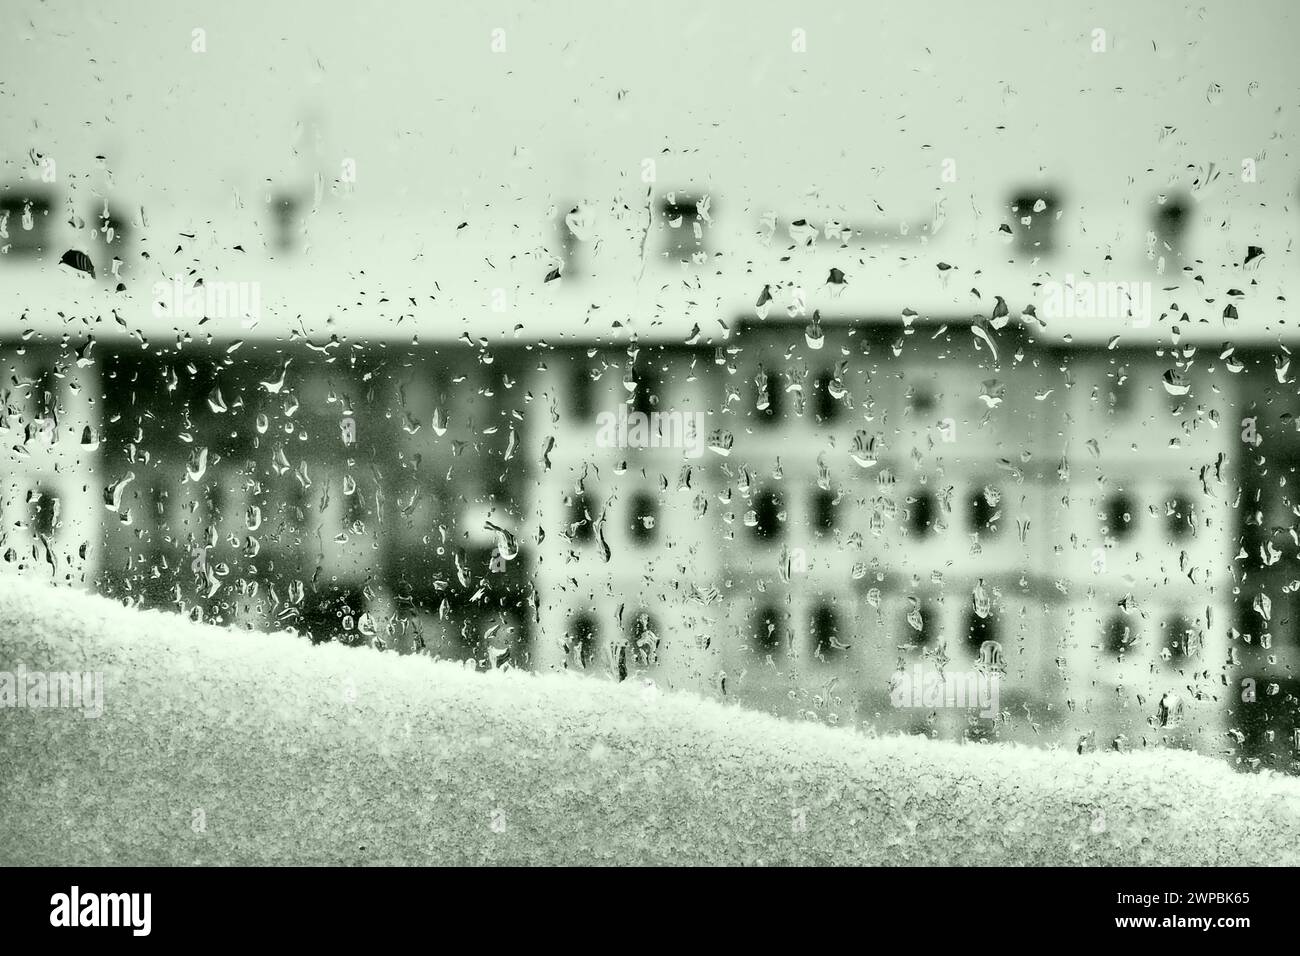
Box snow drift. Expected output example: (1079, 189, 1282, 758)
(1, 572, 1298, 865)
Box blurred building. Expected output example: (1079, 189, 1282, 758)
(0, 174, 1289, 772)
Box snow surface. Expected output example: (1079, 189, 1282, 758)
(2, 572, 1299, 865)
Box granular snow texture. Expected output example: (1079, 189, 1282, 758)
(1, 573, 1298, 865)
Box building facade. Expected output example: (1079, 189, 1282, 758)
(0, 180, 1288, 771)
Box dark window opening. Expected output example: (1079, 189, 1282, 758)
(628, 491, 658, 544)
(203, 480, 228, 521)
(812, 488, 836, 535)
(1165, 495, 1193, 540)
(1109, 372, 1134, 414)
(567, 492, 595, 543)
(908, 490, 936, 537)
(756, 367, 782, 424)
(964, 610, 997, 653)
(570, 363, 593, 419)
(659, 194, 707, 263)
(810, 603, 842, 659)
(556, 204, 585, 280)
(908, 384, 936, 414)
(812, 371, 840, 422)
(300, 587, 367, 646)
(89, 201, 132, 266)
(968, 489, 999, 534)
(1008, 190, 1060, 256)
(1105, 493, 1137, 540)
(289, 482, 311, 521)
(344, 489, 366, 527)
(148, 484, 167, 521)
(34, 366, 57, 423)
(566, 614, 598, 670)
(1152, 197, 1188, 255)
(1104, 615, 1133, 656)
(270, 193, 303, 253)
(1162, 615, 1194, 663)
(906, 601, 937, 647)
(752, 488, 783, 541)
(631, 367, 657, 419)
(31, 490, 58, 538)
(0, 192, 54, 258)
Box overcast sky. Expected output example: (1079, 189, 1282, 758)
(1, 1, 1296, 342)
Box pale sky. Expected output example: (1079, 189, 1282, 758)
(1, 0, 1296, 342)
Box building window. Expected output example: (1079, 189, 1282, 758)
(566, 614, 599, 670)
(968, 488, 1000, 534)
(907, 383, 936, 414)
(566, 492, 595, 543)
(31, 489, 58, 538)
(812, 488, 837, 536)
(756, 366, 782, 424)
(200, 479, 227, 521)
(812, 371, 840, 422)
(556, 203, 586, 280)
(569, 363, 593, 419)
(34, 366, 57, 424)
(1161, 614, 1195, 665)
(1008, 189, 1060, 256)
(89, 200, 131, 277)
(289, 482, 311, 522)
(659, 194, 708, 263)
(0, 191, 54, 258)
(1152, 196, 1188, 259)
(751, 488, 783, 541)
(300, 586, 366, 646)
(810, 603, 842, 660)
(148, 483, 167, 522)
(1165, 494, 1193, 540)
(628, 491, 658, 544)
(394, 479, 435, 540)
(344, 488, 366, 527)
(905, 600, 936, 647)
(270, 192, 303, 253)
(908, 490, 936, 537)
(1108, 371, 1135, 414)
(964, 609, 996, 653)
(631, 367, 656, 419)
(1104, 493, 1136, 540)
(1104, 615, 1133, 656)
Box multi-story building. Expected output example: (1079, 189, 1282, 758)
(0, 176, 1291, 771)
(693, 317, 1236, 756)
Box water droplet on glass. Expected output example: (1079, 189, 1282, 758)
(850, 431, 879, 468)
(906, 598, 924, 632)
(1156, 692, 1184, 728)
(431, 407, 449, 436)
(207, 385, 228, 413)
(1161, 369, 1190, 396)
(804, 312, 825, 350)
